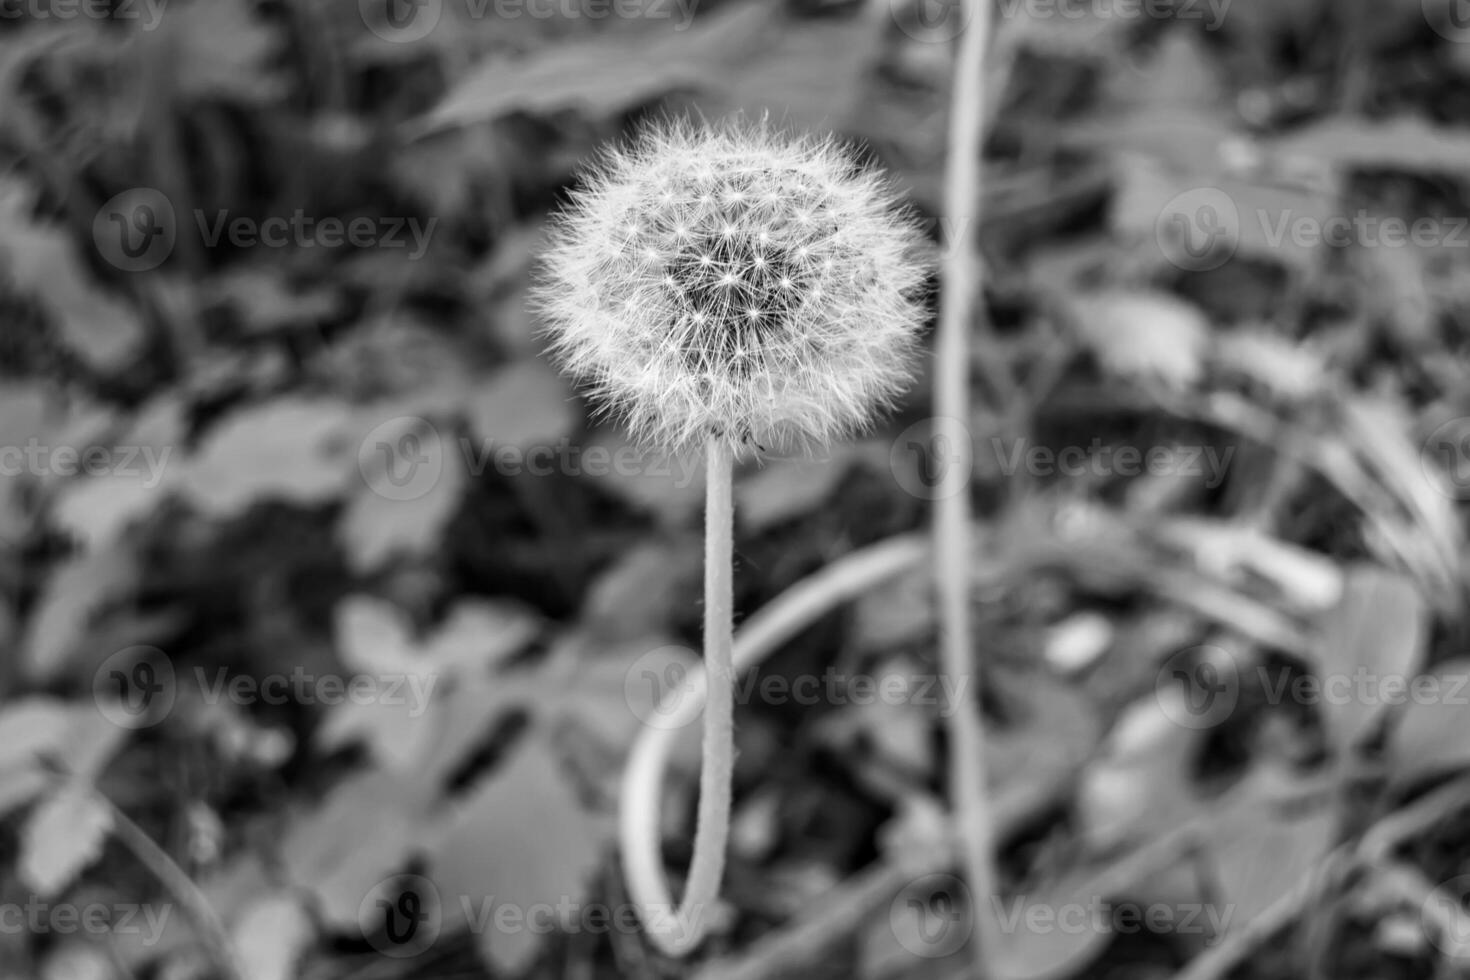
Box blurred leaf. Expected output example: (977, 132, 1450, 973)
(1149, 520, 1344, 613)
(424, 600, 541, 674)
(1207, 767, 1333, 931)
(234, 892, 315, 980)
(1272, 116, 1470, 177)
(851, 563, 934, 655)
(20, 781, 112, 897)
(989, 669, 1100, 793)
(324, 597, 539, 768)
(51, 396, 186, 551)
(430, 738, 607, 975)
(1104, 30, 1226, 117)
(416, 4, 769, 134)
(23, 545, 137, 679)
(1068, 290, 1209, 389)
(990, 872, 1115, 980)
(1340, 397, 1462, 603)
(701, 0, 887, 130)
(0, 770, 51, 821)
(180, 398, 356, 517)
(0, 181, 146, 372)
(1043, 612, 1113, 675)
(1314, 564, 1426, 757)
(336, 594, 536, 677)
(0, 697, 127, 819)
(736, 453, 856, 534)
(1076, 689, 1205, 851)
(465, 361, 577, 449)
(339, 441, 466, 573)
(581, 428, 704, 527)
(1388, 659, 1470, 783)
(0, 384, 53, 546)
(283, 769, 432, 929)
(1212, 330, 1327, 402)
(40, 944, 113, 980)
(315, 692, 440, 773)
(580, 541, 695, 643)
(0, 698, 81, 773)
(550, 635, 695, 748)
(148, 0, 286, 103)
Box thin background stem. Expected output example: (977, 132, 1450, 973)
(102, 790, 243, 980)
(935, 0, 998, 976)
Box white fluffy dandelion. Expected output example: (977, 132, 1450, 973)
(534, 117, 928, 958)
(534, 117, 929, 457)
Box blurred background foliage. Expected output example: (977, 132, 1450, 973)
(3, 0, 1470, 978)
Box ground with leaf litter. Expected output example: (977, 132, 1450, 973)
(2, 1, 1470, 980)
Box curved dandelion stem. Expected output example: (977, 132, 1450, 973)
(627, 436, 737, 956)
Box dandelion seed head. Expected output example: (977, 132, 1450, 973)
(533, 116, 930, 455)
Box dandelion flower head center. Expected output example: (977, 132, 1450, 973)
(615, 163, 842, 375)
(536, 120, 927, 454)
